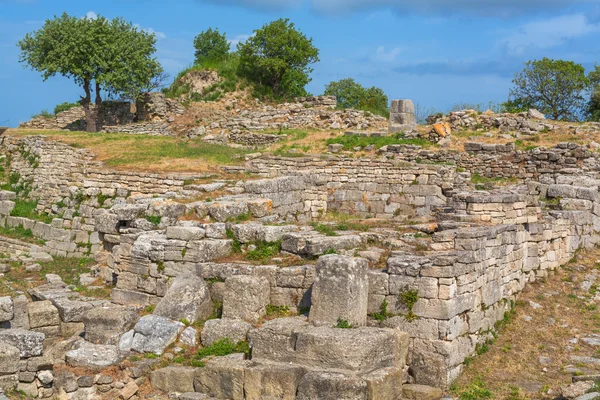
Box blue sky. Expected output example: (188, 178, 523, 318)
(1, 0, 600, 127)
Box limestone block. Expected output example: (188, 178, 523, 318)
(248, 316, 310, 362)
(0, 344, 19, 374)
(363, 367, 405, 400)
(296, 371, 368, 400)
(130, 315, 185, 355)
(201, 319, 252, 347)
(222, 275, 270, 324)
(28, 301, 60, 328)
(309, 255, 368, 327)
(166, 226, 205, 241)
(244, 362, 306, 400)
(150, 366, 196, 393)
(153, 274, 212, 324)
(82, 306, 139, 345)
(0, 296, 13, 322)
(66, 342, 123, 369)
(193, 357, 251, 400)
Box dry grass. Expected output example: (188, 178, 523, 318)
(451, 247, 600, 399)
(8, 129, 250, 174)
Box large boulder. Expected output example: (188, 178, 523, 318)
(82, 306, 139, 345)
(201, 319, 252, 347)
(153, 274, 212, 324)
(130, 315, 185, 355)
(308, 255, 369, 327)
(222, 275, 270, 324)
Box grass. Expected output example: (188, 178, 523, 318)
(471, 173, 517, 187)
(246, 241, 282, 263)
(0, 224, 44, 245)
(335, 318, 353, 329)
(326, 132, 433, 151)
(310, 223, 339, 236)
(191, 338, 251, 367)
(11, 130, 251, 173)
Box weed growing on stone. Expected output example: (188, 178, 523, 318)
(399, 288, 419, 322)
(266, 305, 293, 318)
(145, 215, 162, 226)
(191, 338, 251, 367)
(335, 318, 352, 329)
(0, 224, 44, 245)
(310, 223, 338, 236)
(226, 229, 242, 253)
(247, 241, 281, 263)
(371, 299, 392, 322)
(322, 248, 337, 255)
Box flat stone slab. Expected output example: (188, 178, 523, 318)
(66, 342, 123, 369)
(282, 232, 363, 257)
(0, 329, 45, 358)
(201, 319, 252, 347)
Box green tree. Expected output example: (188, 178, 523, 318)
(501, 97, 533, 114)
(237, 18, 319, 98)
(324, 78, 389, 116)
(193, 28, 231, 65)
(587, 64, 600, 121)
(18, 13, 163, 132)
(508, 58, 590, 121)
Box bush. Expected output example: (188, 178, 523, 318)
(32, 110, 54, 119)
(54, 101, 80, 115)
(324, 78, 389, 118)
(193, 28, 230, 65)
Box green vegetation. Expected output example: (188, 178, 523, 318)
(324, 78, 389, 118)
(470, 173, 516, 189)
(18, 13, 163, 131)
(266, 305, 293, 318)
(238, 18, 319, 98)
(0, 224, 43, 245)
(371, 299, 392, 322)
(193, 28, 230, 65)
(310, 223, 339, 236)
(453, 377, 493, 400)
(399, 288, 419, 322)
(53, 101, 80, 115)
(145, 215, 162, 226)
(226, 228, 242, 253)
(335, 318, 352, 329)
(247, 241, 282, 263)
(508, 58, 589, 121)
(326, 133, 431, 151)
(31, 110, 54, 119)
(191, 338, 251, 367)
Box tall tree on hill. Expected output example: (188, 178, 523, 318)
(237, 18, 319, 98)
(18, 13, 163, 132)
(508, 58, 589, 121)
(194, 28, 231, 65)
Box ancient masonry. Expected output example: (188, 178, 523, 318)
(2, 100, 600, 399)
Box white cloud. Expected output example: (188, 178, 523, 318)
(499, 14, 600, 54)
(133, 24, 167, 40)
(85, 11, 98, 20)
(374, 46, 402, 62)
(228, 34, 251, 47)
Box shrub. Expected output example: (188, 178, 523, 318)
(54, 101, 80, 115)
(192, 338, 251, 367)
(335, 318, 352, 329)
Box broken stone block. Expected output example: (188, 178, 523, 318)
(0, 344, 19, 374)
(293, 327, 407, 373)
(130, 315, 185, 355)
(244, 361, 306, 400)
(193, 357, 251, 400)
(150, 366, 195, 393)
(363, 367, 405, 400)
(180, 327, 199, 347)
(82, 306, 139, 345)
(200, 319, 252, 347)
(402, 384, 444, 400)
(249, 316, 310, 363)
(222, 275, 270, 324)
(51, 298, 93, 323)
(0, 329, 45, 358)
(296, 371, 368, 400)
(65, 342, 123, 369)
(0, 296, 13, 322)
(153, 274, 212, 324)
(309, 255, 368, 327)
(28, 300, 60, 329)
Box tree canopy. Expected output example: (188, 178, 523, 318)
(18, 12, 163, 131)
(508, 58, 590, 121)
(193, 28, 231, 65)
(237, 18, 319, 98)
(324, 78, 389, 117)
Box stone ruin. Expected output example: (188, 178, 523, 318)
(5, 99, 600, 399)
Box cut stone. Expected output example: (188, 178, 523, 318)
(82, 306, 139, 345)
(150, 366, 196, 393)
(222, 275, 270, 324)
(65, 342, 123, 369)
(153, 274, 212, 324)
(201, 319, 252, 347)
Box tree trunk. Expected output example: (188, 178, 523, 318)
(81, 79, 98, 133)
